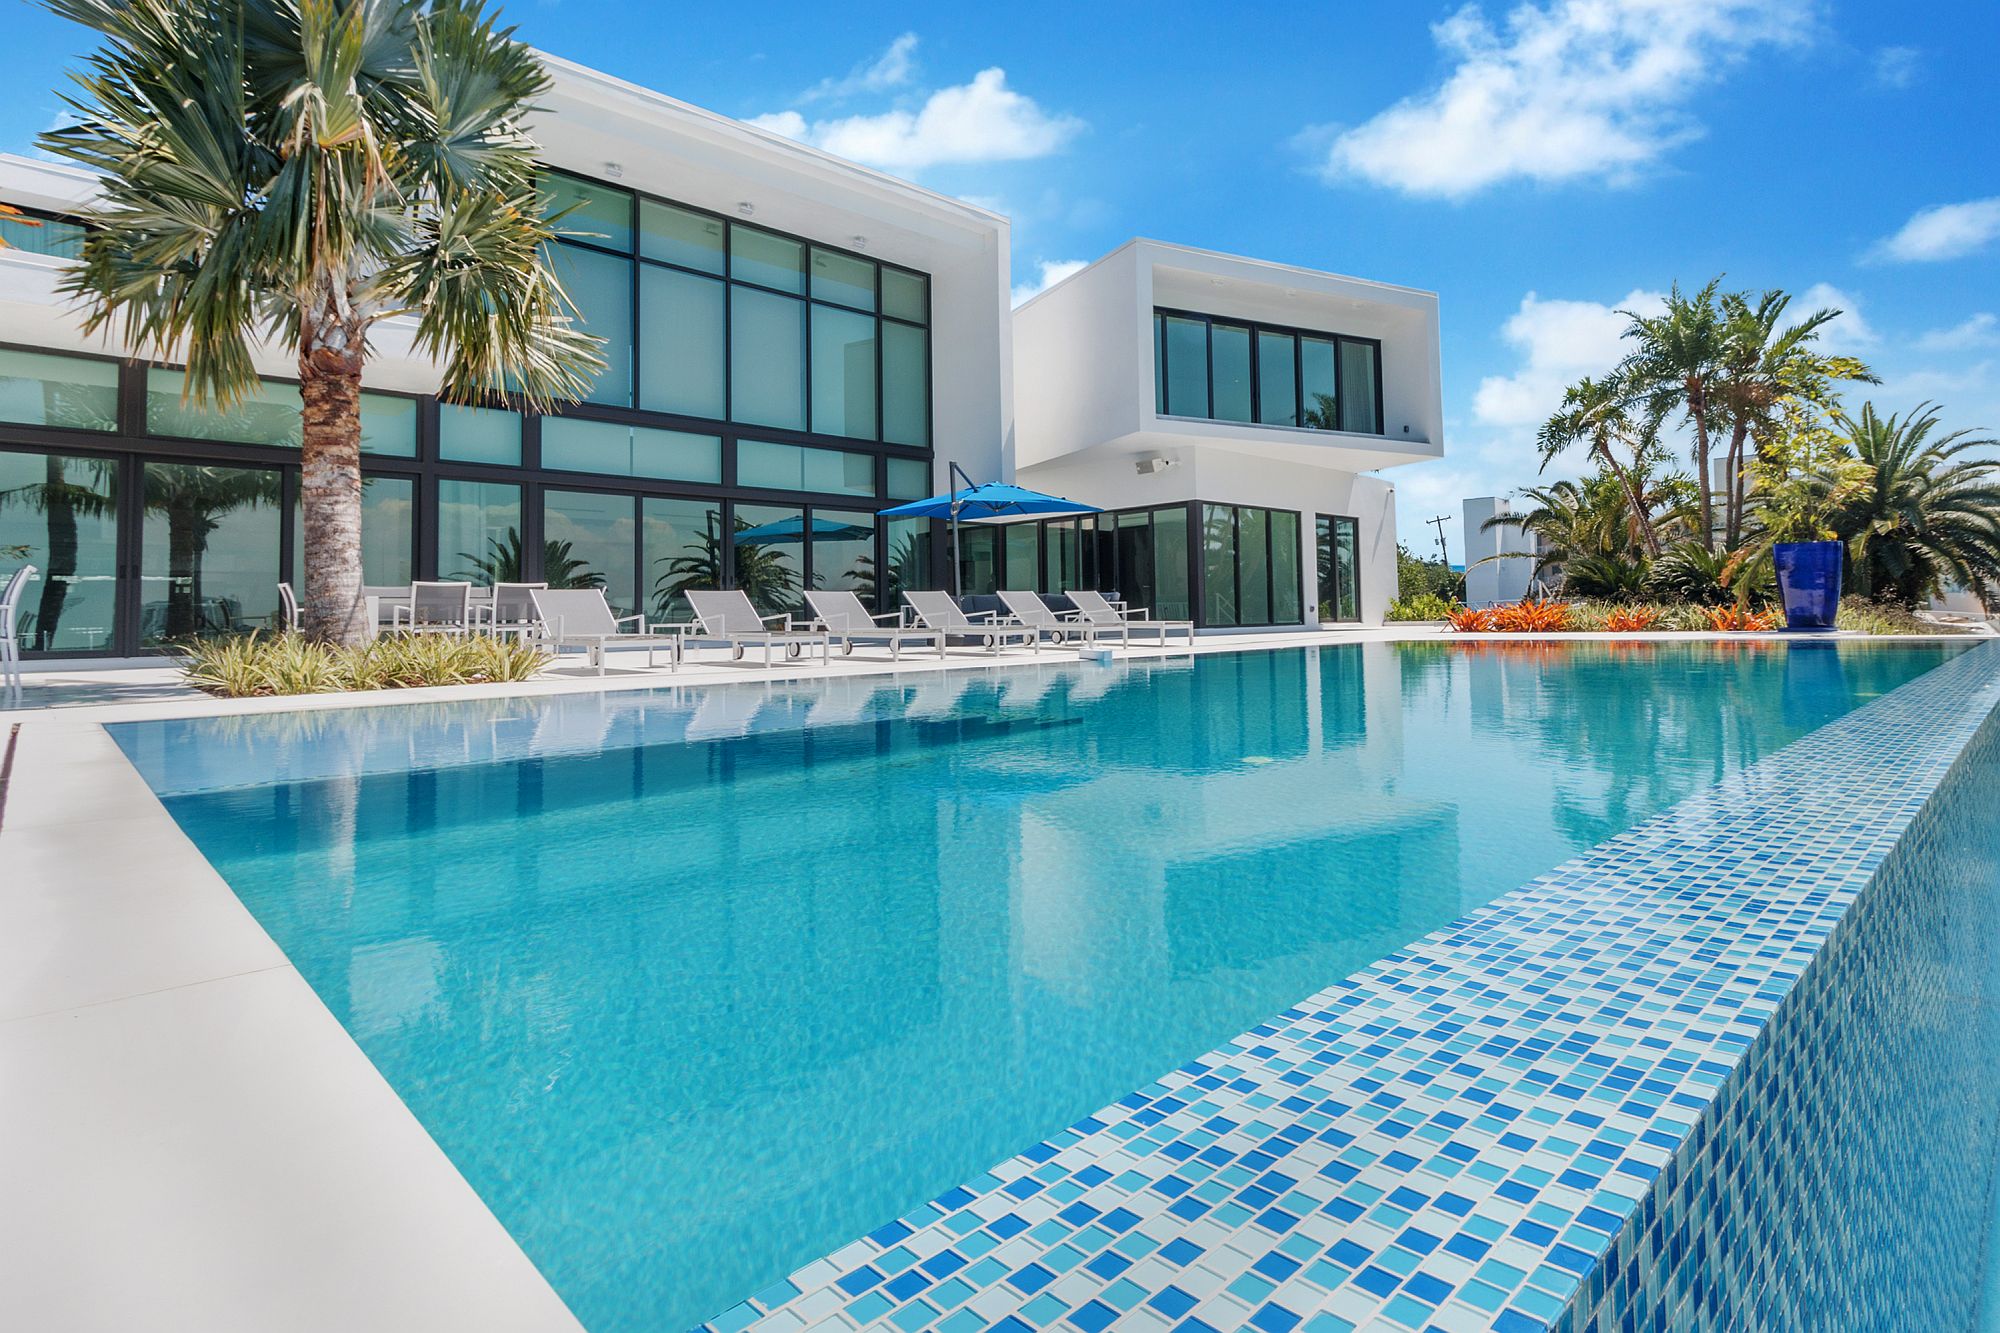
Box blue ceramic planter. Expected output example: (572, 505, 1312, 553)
(1774, 540, 1843, 630)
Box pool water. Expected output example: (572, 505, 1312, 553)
(114, 639, 1965, 1332)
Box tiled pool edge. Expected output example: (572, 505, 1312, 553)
(712, 641, 2000, 1333)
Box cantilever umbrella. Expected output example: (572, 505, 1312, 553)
(732, 514, 875, 544)
(877, 464, 1101, 595)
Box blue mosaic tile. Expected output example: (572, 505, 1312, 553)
(701, 644, 2000, 1332)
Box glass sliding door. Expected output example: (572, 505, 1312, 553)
(438, 480, 523, 584)
(543, 489, 637, 612)
(733, 502, 805, 616)
(0, 448, 119, 653)
(1270, 510, 1302, 623)
(139, 462, 283, 645)
(1198, 503, 1303, 628)
(810, 508, 876, 598)
(1236, 506, 1271, 625)
(645, 496, 723, 622)
(1114, 510, 1156, 615)
(1152, 505, 1192, 620)
(1202, 505, 1236, 627)
(1003, 522, 1038, 590)
(883, 517, 932, 613)
(1339, 340, 1381, 434)
(1317, 514, 1361, 621)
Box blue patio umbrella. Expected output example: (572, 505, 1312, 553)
(878, 463, 1101, 595)
(732, 514, 875, 544)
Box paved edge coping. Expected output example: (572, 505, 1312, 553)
(709, 641, 2000, 1333)
(0, 719, 588, 1331)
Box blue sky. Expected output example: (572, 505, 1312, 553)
(5, 0, 1996, 558)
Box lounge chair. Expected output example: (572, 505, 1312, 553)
(804, 590, 946, 660)
(1068, 589, 1196, 647)
(391, 581, 473, 636)
(276, 582, 301, 632)
(478, 582, 547, 640)
(1, 564, 33, 690)
(903, 591, 1040, 653)
(997, 589, 1128, 647)
(682, 590, 832, 667)
(530, 588, 681, 675)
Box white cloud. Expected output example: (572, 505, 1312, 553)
(1472, 288, 1664, 427)
(799, 33, 919, 104)
(1797, 282, 1876, 349)
(1310, 0, 1811, 199)
(752, 67, 1083, 172)
(1872, 45, 1921, 88)
(1011, 258, 1087, 307)
(1871, 197, 2000, 263)
(1916, 313, 1999, 353)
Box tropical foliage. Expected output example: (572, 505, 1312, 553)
(42, 0, 602, 644)
(456, 528, 603, 589)
(181, 630, 549, 696)
(1828, 403, 2000, 605)
(1385, 591, 1460, 622)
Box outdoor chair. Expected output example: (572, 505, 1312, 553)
(276, 582, 301, 633)
(903, 590, 1040, 653)
(997, 589, 1128, 647)
(682, 590, 832, 667)
(391, 581, 474, 636)
(478, 582, 547, 640)
(529, 588, 681, 675)
(1, 564, 34, 691)
(804, 590, 946, 661)
(1068, 589, 1196, 647)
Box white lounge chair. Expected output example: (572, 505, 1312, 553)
(276, 582, 301, 632)
(478, 582, 547, 640)
(530, 588, 682, 675)
(1068, 590, 1196, 647)
(804, 590, 946, 660)
(683, 589, 832, 667)
(392, 581, 474, 636)
(997, 589, 1127, 647)
(903, 591, 1040, 653)
(1, 564, 34, 691)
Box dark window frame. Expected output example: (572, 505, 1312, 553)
(1152, 307, 1385, 436)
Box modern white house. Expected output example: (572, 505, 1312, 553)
(0, 53, 1443, 662)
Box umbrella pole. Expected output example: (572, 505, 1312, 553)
(948, 461, 975, 601)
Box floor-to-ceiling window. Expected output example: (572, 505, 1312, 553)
(1316, 514, 1361, 622)
(138, 462, 284, 645)
(1153, 309, 1384, 436)
(0, 448, 118, 653)
(1198, 504, 1304, 628)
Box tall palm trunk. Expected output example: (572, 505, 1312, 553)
(1599, 449, 1661, 557)
(1688, 377, 1715, 550)
(299, 315, 368, 646)
(1721, 420, 1751, 549)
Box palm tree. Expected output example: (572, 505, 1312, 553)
(1713, 290, 1875, 548)
(1618, 279, 1729, 548)
(1537, 374, 1664, 556)
(1829, 402, 2000, 605)
(41, 0, 602, 645)
(1482, 475, 1640, 586)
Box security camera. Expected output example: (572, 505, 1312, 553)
(1135, 456, 1176, 476)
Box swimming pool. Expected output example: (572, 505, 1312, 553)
(112, 639, 1966, 1331)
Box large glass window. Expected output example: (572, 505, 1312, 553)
(646, 496, 723, 621)
(437, 480, 522, 585)
(1317, 514, 1360, 621)
(883, 516, 932, 613)
(1161, 315, 1209, 418)
(738, 440, 875, 496)
(731, 286, 807, 431)
(1004, 522, 1038, 589)
(881, 268, 927, 323)
(1211, 324, 1252, 423)
(640, 266, 726, 419)
(1044, 519, 1084, 593)
(0, 349, 118, 431)
(810, 248, 875, 310)
(1155, 310, 1382, 436)
(145, 370, 416, 455)
(812, 305, 878, 439)
(542, 171, 633, 252)
(881, 321, 928, 447)
(139, 462, 283, 645)
(733, 502, 805, 616)
(812, 508, 876, 596)
(438, 405, 521, 466)
(885, 456, 930, 500)
(0, 209, 86, 258)
(547, 243, 633, 407)
(639, 199, 724, 273)
(1200, 503, 1302, 627)
(1153, 506, 1191, 620)
(1257, 332, 1297, 428)
(0, 449, 119, 653)
(541, 417, 721, 483)
(543, 489, 635, 611)
(731, 227, 805, 294)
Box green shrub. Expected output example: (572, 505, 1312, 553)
(1396, 545, 1465, 602)
(1566, 600, 1710, 632)
(1834, 598, 1971, 636)
(1386, 592, 1462, 622)
(180, 631, 552, 697)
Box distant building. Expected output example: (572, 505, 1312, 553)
(1462, 496, 1539, 606)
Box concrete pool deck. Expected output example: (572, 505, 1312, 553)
(0, 627, 1991, 1332)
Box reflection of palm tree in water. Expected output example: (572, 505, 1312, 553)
(653, 511, 799, 617)
(144, 464, 282, 640)
(0, 454, 116, 649)
(456, 527, 603, 589)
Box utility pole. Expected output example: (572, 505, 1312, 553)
(1426, 514, 1451, 567)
